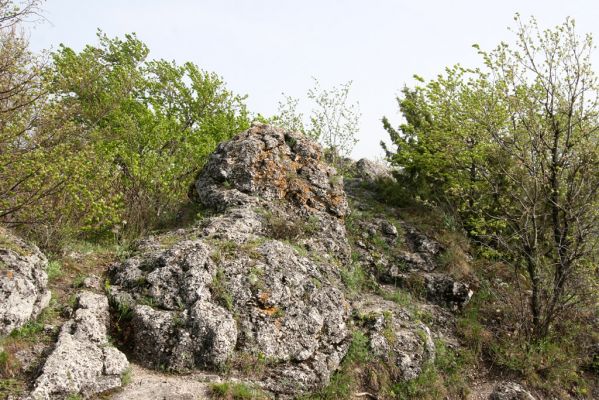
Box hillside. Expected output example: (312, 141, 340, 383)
(2, 124, 595, 399)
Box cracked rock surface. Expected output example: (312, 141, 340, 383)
(29, 292, 129, 400)
(0, 227, 50, 336)
(108, 124, 351, 395)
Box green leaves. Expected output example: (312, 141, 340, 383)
(3, 30, 249, 242)
(384, 15, 599, 345)
(47, 32, 249, 236)
(271, 78, 360, 165)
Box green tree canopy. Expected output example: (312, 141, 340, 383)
(4, 29, 250, 243)
(384, 15, 599, 340)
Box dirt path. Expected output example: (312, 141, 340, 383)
(109, 363, 219, 400)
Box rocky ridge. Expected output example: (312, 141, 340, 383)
(0, 123, 546, 399)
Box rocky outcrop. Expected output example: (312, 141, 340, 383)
(0, 227, 50, 336)
(29, 292, 129, 400)
(351, 216, 472, 310)
(489, 382, 536, 400)
(108, 124, 351, 395)
(194, 123, 350, 260)
(424, 273, 473, 311)
(194, 123, 348, 219)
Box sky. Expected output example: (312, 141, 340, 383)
(28, 0, 599, 160)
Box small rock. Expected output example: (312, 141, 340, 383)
(489, 382, 536, 400)
(381, 221, 398, 237)
(43, 324, 56, 335)
(355, 158, 394, 186)
(425, 274, 473, 310)
(355, 296, 435, 381)
(82, 274, 102, 290)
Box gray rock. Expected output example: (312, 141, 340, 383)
(0, 227, 50, 336)
(381, 221, 398, 237)
(369, 314, 435, 380)
(354, 295, 435, 381)
(404, 225, 444, 268)
(108, 125, 352, 395)
(396, 250, 433, 272)
(490, 382, 536, 400)
(195, 123, 348, 219)
(355, 158, 394, 185)
(425, 273, 473, 310)
(109, 234, 351, 394)
(190, 301, 237, 367)
(82, 274, 102, 290)
(29, 292, 129, 400)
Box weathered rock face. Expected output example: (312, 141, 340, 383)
(195, 123, 350, 260)
(0, 227, 50, 336)
(489, 382, 536, 400)
(424, 273, 473, 311)
(351, 216, 472, 310)
(355, 296, 435, 382)
(108, 124, 351, 395)
(195, 123, 348, 219)
(30, 292, 129, 400)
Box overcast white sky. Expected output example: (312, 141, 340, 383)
(28, 0, 599, 159)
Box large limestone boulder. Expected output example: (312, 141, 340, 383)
(30, 292, 129, 399)
(0, 227, 50, 336)
(108, 124, 351, 395)
(195, 123, 348, 218)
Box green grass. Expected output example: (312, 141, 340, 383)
(121, 367, 132, 385)
(9, 320, 44, 340)
(46, 260, 63, 281)
(0, 351, 11, 375)
(0, 378, 24, 397)
(340, 262, 368, 295)
(71, 273, 87, 288)
(210, 268, 234, 311)
(391, 340, 471, 400)
(382, 288, 414, 307)
(209, 381, 268, 399)
(301, 331, 371, 399)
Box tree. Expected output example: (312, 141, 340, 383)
(382, 66, 506, 234)
(0, 0, 65, 225)
(1, 27, 249, 244)
(43, 31, 250, 237)
(384, 15, 599, 340)
(479, 15, 599, 338)
(272, 78, 360, 166)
